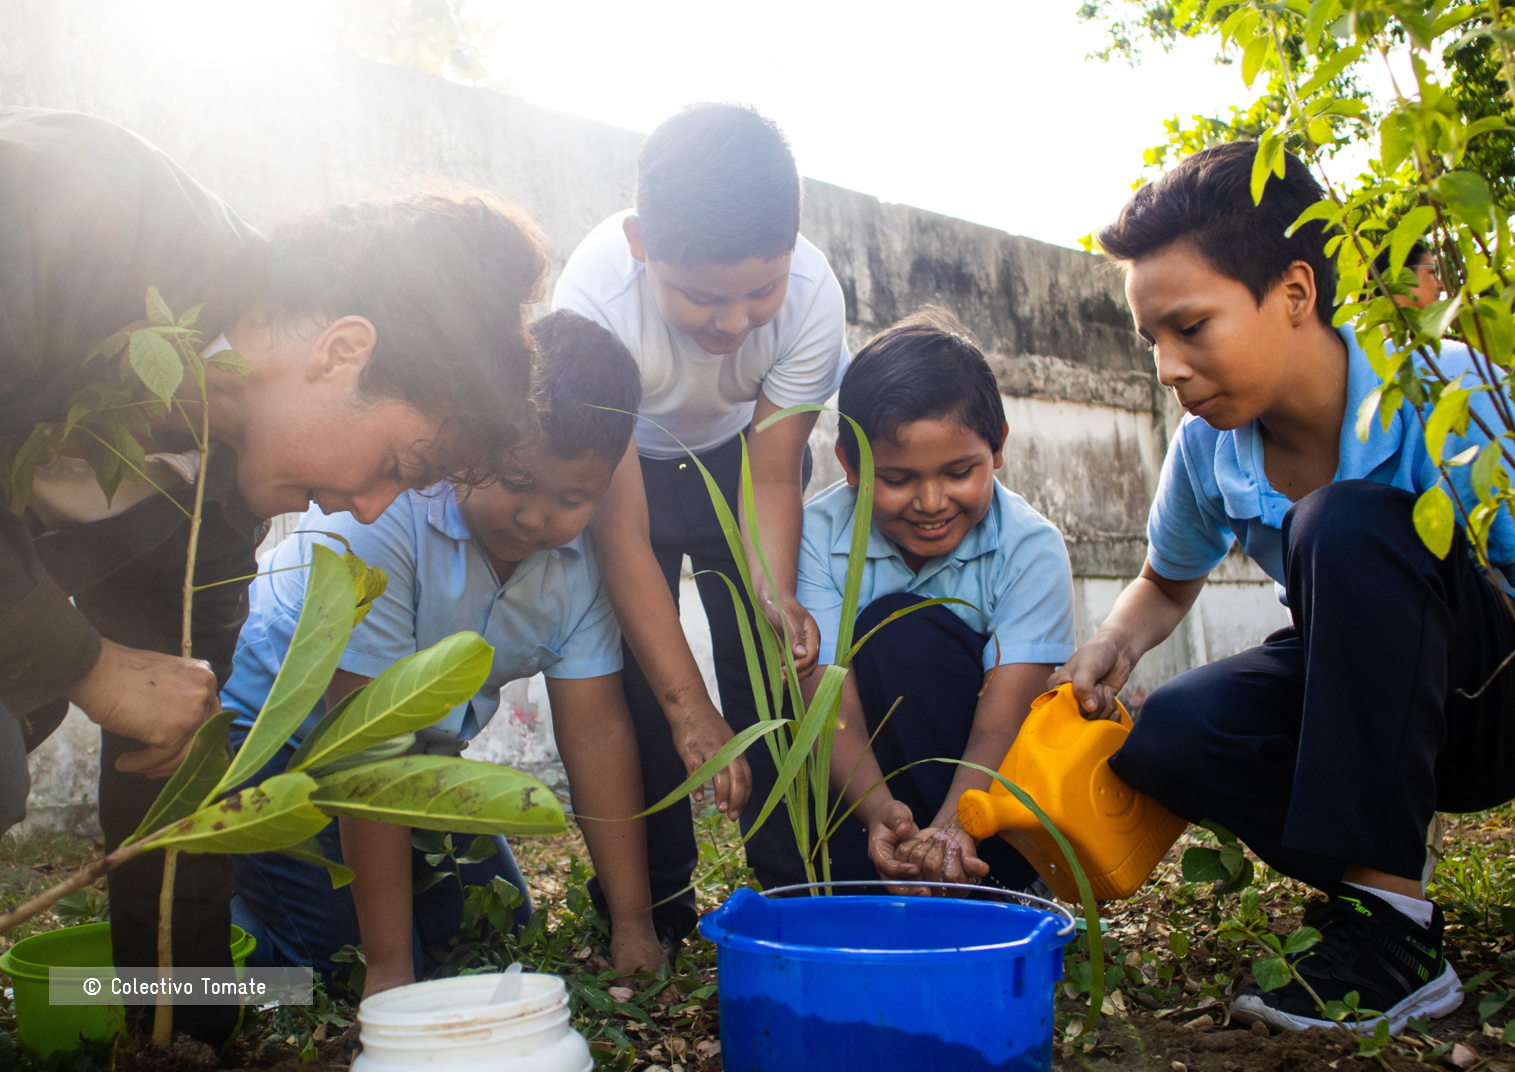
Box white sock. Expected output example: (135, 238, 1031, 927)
(1344, 881, 1434, 928)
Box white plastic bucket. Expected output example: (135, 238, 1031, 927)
(352, 973, 591, 1072)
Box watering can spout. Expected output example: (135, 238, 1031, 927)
(957, 683, 1185, 902)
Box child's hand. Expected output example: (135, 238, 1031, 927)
(670, 702, 752, 820)
(361, 958, 416, 1001)
(865, 799, 922, 892)
(895, 816, 990, 889)
(1048, 636, 1130, 721)
(760, 592, 821, 680)
(609, 920, 667, 979)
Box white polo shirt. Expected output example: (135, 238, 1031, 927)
(551, 210, 849, 459)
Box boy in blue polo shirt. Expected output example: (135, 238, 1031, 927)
(224, 312, 665, 995)
(795, 310, 1076, 891)
(1056, 142, 1515, 1033)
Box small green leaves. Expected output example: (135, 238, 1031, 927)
(1413, 484, 1456, 559)
(1281, 925, 1321, 956)
(1168, 930, 1190, 959)
(203, 349, 252, 376)
(145, 286, 175, 328)
(1425, 381, 1473, 464)
(310, 756, 567, 837)
(128, 329, 184, 403)
(1253, 952, 1293, 991)
(144, 772, 330, 855)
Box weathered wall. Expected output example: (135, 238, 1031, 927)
(5, 0, 1286, 830)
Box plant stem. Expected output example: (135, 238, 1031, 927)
(0, 839, 154, 934)
(154, 355, 211, 1047)
(152, 850, 178, 1046)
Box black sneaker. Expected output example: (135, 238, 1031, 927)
(1232, 888, 1462, 1033)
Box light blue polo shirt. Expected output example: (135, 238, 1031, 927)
(223, 487, 622, 746)
(797, 480, 1077, 672)
(1147, 326, 1515, 590)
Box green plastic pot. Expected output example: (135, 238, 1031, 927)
(0, 921, 256, 1057)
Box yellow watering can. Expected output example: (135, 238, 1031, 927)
(957, 683, 1186, 902)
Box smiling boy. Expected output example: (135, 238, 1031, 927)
(795, 311, 1076, 890)
(553, 104, 849, 918)
(1055, 142, 1515, 1033)
(223, 312, 664, 992)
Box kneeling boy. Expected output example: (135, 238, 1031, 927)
(1058, 142, 1515, 1032)
(224, 311, 664, 995)
(796, 310, 1076, 890)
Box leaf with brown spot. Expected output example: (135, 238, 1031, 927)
(144, 773, 328, 855)
(310, 756, 566, 836)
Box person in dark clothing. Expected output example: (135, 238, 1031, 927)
(0, 107, 550, 1044)
(1056, 141, 1515, 1035)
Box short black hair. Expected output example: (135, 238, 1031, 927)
(837, 307, 1004, 469)
(529, 310, 642, 465)
(1096, 141, 1337, 327)
(635, 103, 801, 267)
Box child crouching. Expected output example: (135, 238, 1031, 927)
(223, 311, 663, 995)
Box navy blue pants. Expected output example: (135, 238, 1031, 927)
(822, 594, 1039, 890)
(1110, 480, 1515, 890)
(604, 434, 811, 937)
(229, 740, 531, 982)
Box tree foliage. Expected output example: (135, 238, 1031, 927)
(327, 0, 516, 93)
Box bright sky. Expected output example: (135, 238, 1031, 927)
(483, 0, 1253, 249)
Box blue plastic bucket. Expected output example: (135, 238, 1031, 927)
(699, 882, 1073, 1072)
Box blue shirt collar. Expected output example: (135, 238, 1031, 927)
(1213, 326, 1404, 526)
(827, 481, 1006, 566)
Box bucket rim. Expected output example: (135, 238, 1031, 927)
(759, 881, 1076, 936)
(700, 881, 1076, 960)
(0, 923, 254, 981)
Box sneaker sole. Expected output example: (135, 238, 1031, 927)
(1232, 960, 1463, 1035)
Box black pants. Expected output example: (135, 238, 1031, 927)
(824, 594, 1038, 889)
(590, 434, 810, 940)
(1110, 480, 1515, 891)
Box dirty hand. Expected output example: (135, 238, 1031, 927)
(896, 816, 990, 891)
(610, 919, 667, 979)
(862, 798, 921, 892)
(1048, 634, 1131, 722)
(759, 591, 821, 680)
(670, 702, 752, 820)
(64, 638, 220, 778)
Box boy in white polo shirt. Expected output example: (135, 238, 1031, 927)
(553, 103, 849, 921)
(795, 310, 1076, 890)
(224, 312, 664, 993)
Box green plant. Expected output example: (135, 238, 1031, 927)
(0, 291, 564, 1046)
(1180, 820, 1256, 895)
(615, 408, 1112, 1035)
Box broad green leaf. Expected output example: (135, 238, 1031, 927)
(1169, 930, 1190, 959)
(176, 303, 204, 330)
(1297, 43, 1362, 97)
(144, 772, 329, 855)
(1420, 294, 1464, 342)
(129, 712, 235, 843)
(287, 631, 491, 773)
(455, 835, 498, 865)
(145, 286, 174, 327)
(1253, 953, 1293, 991)
(1287, 199, 1344, 238)
(632, 717, 793, 817)
(1241, 33, 1270, 87)
(1413, 485, 1456, 559)
(82, 327, 131, 366)
(128, 329, 183, 403)
(1181, 846, 1231, 883)
(304, 732, 415, 778)
(211, 545, 356, 798)
(1282, 925, 1322, 956)
(1425, 382, 1473, 465)
(1356, 385, 1385, 442)
(1389, 206, 1438, 276)
(1433, 172, 1493, 232)
(1251, 133, 1285, 205)
(1473, 442, 1505, 501)
(277, 835, 354, 889)
(310, 756, 568, 836)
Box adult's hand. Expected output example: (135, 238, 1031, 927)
(669, 701, 752, 820)
(64, 637, 220, 778)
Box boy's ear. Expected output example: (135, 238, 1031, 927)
(1277, 260, 1319, 328)
(991, 421, 1008, 469)
(834, 440, 861, 488)
(306, 316, 377, 384)
(623, 215, 648, 265)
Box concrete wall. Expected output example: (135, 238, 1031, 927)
(4, 0, 1287, 830)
